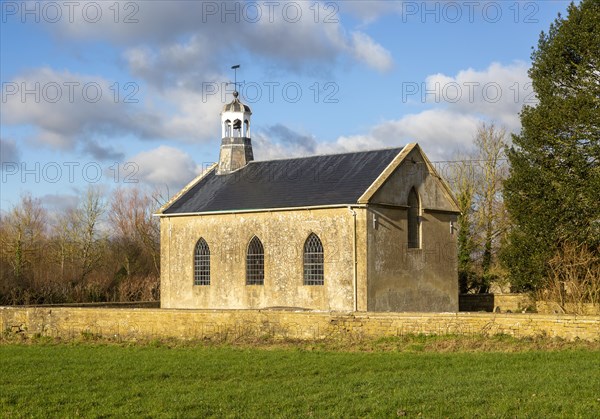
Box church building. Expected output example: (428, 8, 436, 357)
(157, 91, 460, 312)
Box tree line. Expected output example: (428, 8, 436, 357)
(0, 187, 160, 305)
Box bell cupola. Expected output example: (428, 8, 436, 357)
(217, 91, 253, 175)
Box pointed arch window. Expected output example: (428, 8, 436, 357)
(408, 188, 421, 249)
(303, 233, 324, 285)
(194, 238, 210, 285)
(246, 236, 264, 285)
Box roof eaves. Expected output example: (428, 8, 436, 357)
(155, 203, 367, 217)
(155, 163, 218, 215)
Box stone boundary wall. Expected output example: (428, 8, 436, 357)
(19, 302, 161, 309)
(459, 294, 599, 315)
(1, 307, 599, 342)
(459, 294, 533, 313)
(536, 301, 600, 316)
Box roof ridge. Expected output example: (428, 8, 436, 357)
(249, 146, 405, 164)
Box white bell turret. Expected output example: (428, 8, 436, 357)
(217, 91, 253, 175)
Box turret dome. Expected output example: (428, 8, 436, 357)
(222, 91, 252, 114)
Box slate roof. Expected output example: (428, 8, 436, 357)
(162, 147, 404, 214)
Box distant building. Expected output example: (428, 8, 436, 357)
(157, 92, 460, 311)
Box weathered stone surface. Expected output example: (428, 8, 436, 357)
(1, 307, 598, 342)
(217, 137, 253, 175)
(162, 208, 360, 311)
(366, 147, 459, 312)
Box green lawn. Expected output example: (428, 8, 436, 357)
(0, 340, 598, 418)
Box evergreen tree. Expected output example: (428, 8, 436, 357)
(449, 156, 477, 293)
(457, 185, 477, 293)
(503, 0, 600, 291)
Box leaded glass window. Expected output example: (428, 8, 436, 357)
(246, 236, 264, 285)
(194, 238, 210, 285)
(303, 233, 324, 285)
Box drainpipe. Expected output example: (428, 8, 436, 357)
(166, 218, 172, 308)
(348, 206, 358, 312)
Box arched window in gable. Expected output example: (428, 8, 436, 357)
(194, 238, 210, 285)
(303, 233, 324, 285)
(407, 188, 421, 249)
(246, 236, 264, 285)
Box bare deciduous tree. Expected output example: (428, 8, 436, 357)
(448, 122, 510, 293)
(71, 186, 107, 284)
(0, 195, 47, 303)
(473, 122, 510, 290)
(540, 242, 600, 314)
(109, 187, 160, 277)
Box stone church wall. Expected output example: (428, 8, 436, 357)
(160, 207, 367, 311)
(366, 148, 459, 312)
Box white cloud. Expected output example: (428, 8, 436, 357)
(1, 67, 225, 157)
(253, 124, 318, 160)
(306, 62, 530, 161)
(315, 134, 387, 155)
(254, 60, 527, 161)
(253, 136, 297, 161)
(122, 36, 222, 89)
(349, 32, 393, 73)
(251, 66, 516, 161)
(43, 1, 393, 78)
(129, 146, 202, 191)
(424, 61, 532, 131)
(325, 109, 480, 161)
(314, 62, 527, 161)
(1, 67, 158, 155)
(157, 88, 223, 142)
(253, 108, 488, 163)
(4, 3, 394, 162)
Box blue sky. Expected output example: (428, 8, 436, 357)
(1, 0, 571, 213)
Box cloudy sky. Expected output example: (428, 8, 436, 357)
(1, 0, 570, 212)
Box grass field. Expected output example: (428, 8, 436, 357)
(1, 336, 599, 418)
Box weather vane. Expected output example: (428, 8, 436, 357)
(228, 64, 242, 96)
